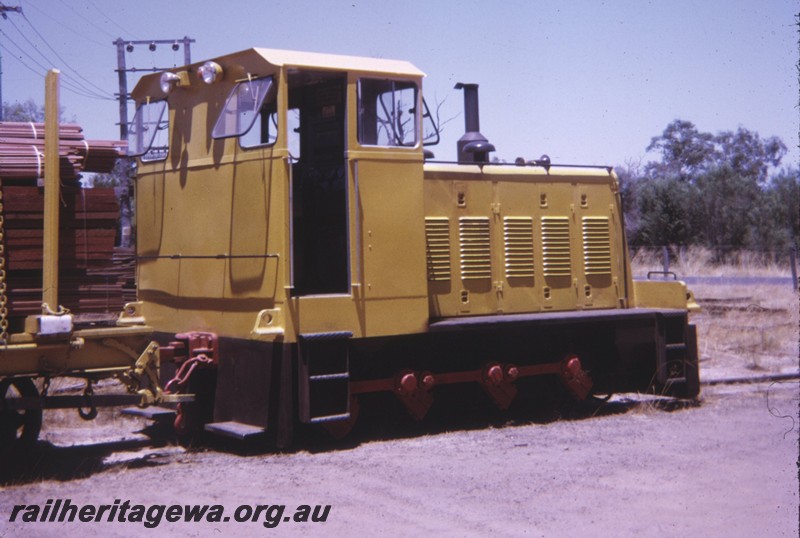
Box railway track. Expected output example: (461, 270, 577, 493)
(700, 372, 800, 387)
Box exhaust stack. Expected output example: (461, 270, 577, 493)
(455, 82, 495, 164)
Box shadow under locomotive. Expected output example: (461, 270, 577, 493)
(1, 389, 701, 485)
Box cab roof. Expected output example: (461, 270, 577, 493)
(131, 47, 425, 100)
(251, 48, 425, 77)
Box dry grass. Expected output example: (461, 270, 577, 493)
(631, 247, 798, 378)
(689, 283, 798, 377)
(631, 246, 793, 277)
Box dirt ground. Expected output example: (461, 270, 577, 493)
(1, 281, 798, 537)
(1, 380, 797, 537)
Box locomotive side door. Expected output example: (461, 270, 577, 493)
(288, 71, 349, 296)
(285, 68, 429, 339)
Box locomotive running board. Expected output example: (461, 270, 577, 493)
(428, 307, 684, 331)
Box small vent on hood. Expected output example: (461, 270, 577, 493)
(541, 216, 571, 277)
(582, 217, 612, 275)
(459, 217, 492, 280)
(425, 217, 452, 281)
(504, 217, 534, 278)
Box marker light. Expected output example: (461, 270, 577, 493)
(160, 72, 182, 94)
(198, 61, 223, 85)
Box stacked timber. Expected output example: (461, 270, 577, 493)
(0, 122, 134, 325)
(0, 122, 125, 182)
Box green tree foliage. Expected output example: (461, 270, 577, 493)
(2, 99, 69, 123)
(2, 99, 45, 122)
(632, 176, 695, 247)
(692, 166, 761, 259)
(625, 118, 795, 260)
(712, 127, 786, 184)
(645, 120, 715, 181)
(749, 168, 800, 252)
(83, 154, 134, 189)
(644, 119, 787, 183)
(616, 159, 644, 238)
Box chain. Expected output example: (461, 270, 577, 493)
(78, 379, 98, 420)
(0, 175, 9, 344)
(163, 354, 214, 394)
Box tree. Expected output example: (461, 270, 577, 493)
(645, 119, 715, 181)
(769, 168, 800, 246)
(3, 99, 45, 122)
(712, 128, 786, 184)
(2, 99, 70, 123)
(644, 119, 786, 184)
(632, 118, 791, 258)
(692, 165, 760, 259)
(615, 158, 645, 238)
(631, 176, 695, 247)
(748, 167, 800, 254)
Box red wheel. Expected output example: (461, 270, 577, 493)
(0, 378, 42, 450)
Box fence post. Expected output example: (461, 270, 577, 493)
(662, 246, 670, 275)
(791, 247, 798, 292)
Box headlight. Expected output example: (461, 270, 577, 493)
(160, 72, 182, 94)
(198, 61, 223, 85)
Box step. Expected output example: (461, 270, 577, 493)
(204, 421, 266, 440)
(121, 406, 176, 421)
(309, 372, 350, 381)
(309, 412, 351, 424)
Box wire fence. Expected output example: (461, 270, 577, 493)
(629, 246, 799, 291)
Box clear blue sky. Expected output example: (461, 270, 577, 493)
(2, 0, 797, 170)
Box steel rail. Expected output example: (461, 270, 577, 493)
(700, 372, 800, 387)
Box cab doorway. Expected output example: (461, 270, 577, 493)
(289, 72, 349, 296)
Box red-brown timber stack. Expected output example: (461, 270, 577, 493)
(0, 122, 133, 327)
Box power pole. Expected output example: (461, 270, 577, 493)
(113, 37, 194, 249)
(113, 37, 195, 139)
(0, 3, 23, 121)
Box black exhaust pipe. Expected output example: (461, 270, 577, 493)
(455, 82, 495, 164)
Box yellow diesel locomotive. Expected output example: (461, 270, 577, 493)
(2, 48, 699, 449)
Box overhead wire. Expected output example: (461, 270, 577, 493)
(53, 0, 118, 41)
(0, 40, 47, 78)
(18, 0, 108, 48)
(1, 12, 114, 101)
(85, 0, 138, 41)
(4, 21, 109, 100)
(0, 34, 112, 101)
(18, 11, 112, 97)
(0, 40, 93, 99)
(8, 12, 111, 99)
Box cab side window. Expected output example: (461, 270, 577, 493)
(127, 99, 169, 161)
(358, 79, 418, 147)
(240, 89, 279, 149)
(212, 77, 276, 147)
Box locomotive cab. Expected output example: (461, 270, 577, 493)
(126, 49, 433, 341)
